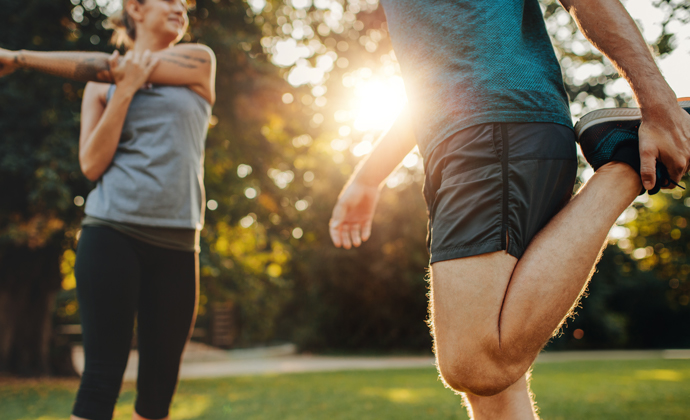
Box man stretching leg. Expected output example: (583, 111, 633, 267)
(329, 0, 690, 418)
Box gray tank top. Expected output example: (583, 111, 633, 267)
(84, 85, 211, 230)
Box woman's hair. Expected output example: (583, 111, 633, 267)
(104, 0, 145, 49)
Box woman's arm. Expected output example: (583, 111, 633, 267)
(147, 44, 216, 104)
(79, 51, 159, 181)
(0, 44, 215, 104)
(0, 50, 112, 82)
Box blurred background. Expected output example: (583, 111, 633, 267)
(0, 0, 689, 378)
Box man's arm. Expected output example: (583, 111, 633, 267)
(329, 107, 417, 249)
(560, 0, 690, 189)
(345, 106, 417, 188)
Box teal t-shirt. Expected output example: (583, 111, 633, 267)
(381, 0, 573, 156)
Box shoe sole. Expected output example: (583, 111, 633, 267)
(574, 100, 690, 138)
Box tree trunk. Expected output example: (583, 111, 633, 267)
(0, 240, 76, 376)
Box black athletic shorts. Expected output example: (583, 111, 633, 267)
(423, 122, 578, 264)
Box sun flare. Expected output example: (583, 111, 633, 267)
(351, 76, 408, 133)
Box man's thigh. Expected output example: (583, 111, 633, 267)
(430, 251, 517, 362)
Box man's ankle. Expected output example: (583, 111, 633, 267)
(598, 160, 638, 176)
(593, 161, 643, 195)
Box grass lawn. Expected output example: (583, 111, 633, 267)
(2, 358, 689, 419)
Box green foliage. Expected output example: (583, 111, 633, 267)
(234, 0, 432, 350)
(0, 0, 105, 245)
(546, 245, 690, 350)
(183, 0, 301, 346)
(651, 0, 690, 56)
(0, 0, 112, 375)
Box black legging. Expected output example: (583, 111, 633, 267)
(72, 226, 198, 420)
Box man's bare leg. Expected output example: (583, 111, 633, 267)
(430, 162, 642, 413)
(462, 373, 538, 420)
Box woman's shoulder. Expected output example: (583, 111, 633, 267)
(155, 43, 216, 105)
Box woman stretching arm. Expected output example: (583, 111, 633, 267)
(79, 50, 159, 181)
(3, 1, 216, 420)
(0, 1, 215, 104)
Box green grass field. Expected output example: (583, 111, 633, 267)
(2, 359, 689, 419)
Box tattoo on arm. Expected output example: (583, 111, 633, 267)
(74, 57, 112, 82)
(166, 51, 209, 64)
(161, 57, 198, 69)
(16, 51, 112, 83)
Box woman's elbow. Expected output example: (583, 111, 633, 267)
(82, 167, 101, 182)
(80, 158, 102, 182)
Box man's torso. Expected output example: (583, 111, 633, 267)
(381, 0, 573, 156)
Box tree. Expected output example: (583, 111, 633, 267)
(0, 0, 109, 375)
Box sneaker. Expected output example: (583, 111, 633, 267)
(574, 98, 690, 195)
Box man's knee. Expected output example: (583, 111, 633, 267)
(436, 350, 525, 396)
(430, 252, 528, 396)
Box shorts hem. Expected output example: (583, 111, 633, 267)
(429, 239, 525, 264)
(430, 240, 500, 264)
(507, 241, 524, 260)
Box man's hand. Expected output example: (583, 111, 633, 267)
(108, 50, 159, 96)
(639, 100, 690, 189)
(328, 108, 416, 249)
(0, 48, 18, 78)
(329, 181, 381, 249)
(559, 0, 690, 189)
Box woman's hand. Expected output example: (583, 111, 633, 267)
(0, 48, 18, 78)
(108, 50, 159, 95)
(329, 181, 381, 249)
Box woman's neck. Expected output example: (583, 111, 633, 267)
(132, 34, 175, 54)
